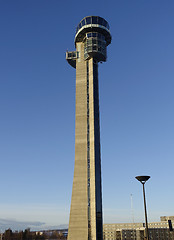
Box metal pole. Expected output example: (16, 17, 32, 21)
(142, 183, 149, 240)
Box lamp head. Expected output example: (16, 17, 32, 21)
(135, 175, 150, 184)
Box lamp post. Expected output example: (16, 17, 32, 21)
(135, 175, 150, 240)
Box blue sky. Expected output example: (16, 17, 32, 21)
(0, 0, 174, 230)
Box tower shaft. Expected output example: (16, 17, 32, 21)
(68, 42, 102, 240)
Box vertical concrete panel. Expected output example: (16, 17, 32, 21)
(89, 58, 97, 240)
(89, 59, 103, 240)
(68, 43, 88, 240)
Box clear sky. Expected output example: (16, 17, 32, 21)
(0, 0, 174, 231)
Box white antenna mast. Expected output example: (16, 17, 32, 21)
(131, 194, 136, 240)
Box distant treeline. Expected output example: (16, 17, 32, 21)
(1, 228, 67, 240)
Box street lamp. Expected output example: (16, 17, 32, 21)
(135, 175, 150, 240)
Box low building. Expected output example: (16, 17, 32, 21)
(103, 216, 174, 240)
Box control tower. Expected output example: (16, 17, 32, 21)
(66, 16, 111, 240)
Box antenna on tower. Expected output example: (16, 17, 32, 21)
(131, 194, 136, 240)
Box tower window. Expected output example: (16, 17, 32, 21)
(98, 17, 103, 25)
(82, 19, 85, 26)
(86, 17, 91, 24)
(103, 20, 107, 28)
(92, 16, 98, 24)
(87, 33, 92, 38)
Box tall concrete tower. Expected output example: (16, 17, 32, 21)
(66, 16, 111, 240)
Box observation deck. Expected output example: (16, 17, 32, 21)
(66, 16, 111, 68)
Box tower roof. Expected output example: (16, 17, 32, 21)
(75, 16, 111, 46)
